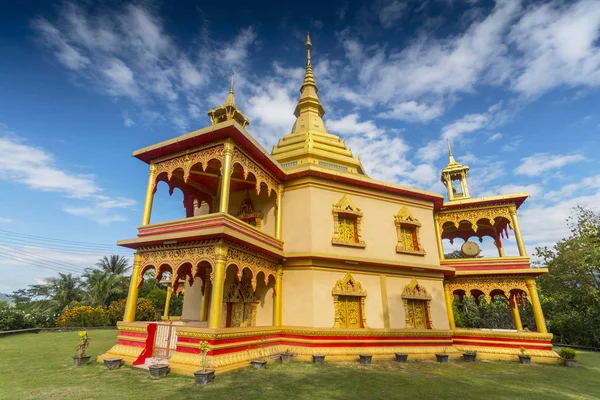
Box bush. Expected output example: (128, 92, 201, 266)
(107, 298, 157, 325)
(56, 306, 109, 327)
(559, 347, 578, 360)
(0, 304, 34, 331)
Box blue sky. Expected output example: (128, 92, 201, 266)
(1, 0, 600, 293)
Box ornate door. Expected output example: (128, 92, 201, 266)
(405, 299, 428, 329)
(338, 295, 362, 328)
(229, 302, 254, 327)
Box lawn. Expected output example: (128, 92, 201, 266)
(1, 330, 599, 400)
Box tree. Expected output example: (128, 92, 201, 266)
(95, 255, 130, 275)
(444, 250, 464, 259)
(82, 255, 130, 307)
(536, 206, 600, 347)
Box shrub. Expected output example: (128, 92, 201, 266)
(0, 304, 34, 331)
(559, 347, 578, 360)
(56, 306, 109, 327)
(107, 298, 157, 325)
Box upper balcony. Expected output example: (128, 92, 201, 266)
(117, 212, 283, 258)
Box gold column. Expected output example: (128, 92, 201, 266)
(274, 265, 283, 326)
(509, 207, 527, 256)
(434, 215, 445, 260)
(163, 285, 173, 319)
(510, 296, 523, 331)
(444, 177, 454, 201)
(461, 172, 470, 198)
(443, 283, 456, 330)
(495, 239, 505, 257)
(142, 164, 157, 225)
(219, 140, 234, 213)
(208, 241, 228, 329)
(526, 279, 547, 333)
(123, 254, 142, 322)
(200, 271, 211, 322)
(275, 184, 284, 240)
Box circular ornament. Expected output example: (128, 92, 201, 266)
(461, 241, 480, 257)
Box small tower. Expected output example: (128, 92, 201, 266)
(441, 140, 470, 201)
(207, 74, 250, 127)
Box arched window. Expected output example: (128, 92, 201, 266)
(331, 195, 366, 248)
(394, 207, 425, 255)
(332, 273, 368, 328)
(402, 279, 433, 329)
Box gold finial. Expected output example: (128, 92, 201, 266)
(226, 73, 235, 106)
(305, 31, 312, 64)
(446, 139, 457, 165)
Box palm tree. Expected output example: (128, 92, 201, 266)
(44, 273, 84, 313)
(95, 255, 130, 275)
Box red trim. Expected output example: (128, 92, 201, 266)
(133, 323, 157, 366)
(117, 339, 146, 348)
(440, 195, 528, 210)
(452, 335, 550, 344)
(119, 331, 147, 339)
(287, 169, 444, 209)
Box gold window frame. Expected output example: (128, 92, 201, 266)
(331, 195, 366, 248)
(331, 273, 368, 328)
(401, 279, 434, 329)
(394, 206, 426, 255)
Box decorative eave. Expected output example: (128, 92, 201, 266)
(132, 120, 287, 180)
(440, 193, 529, 211)
(285, 163, 444, 209)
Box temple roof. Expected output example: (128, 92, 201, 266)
(207, 74, 250, 128)
(271, 32, 366, 175)
(441, 140, 469, 180)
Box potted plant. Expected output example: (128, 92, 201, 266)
(280, 348, 294, 363)
(518, 347, 531, 365)
(194, 341, 216, 385)
(149, 360, 170, 379)
(72, 331, 91, 367)
(462, 351, 477, 362)
(394, 352, 408, 363)
(103, 357, 124, 369)
(250, 337, 268, 369)
(312, 354, 325, 364)
(359, 354, 373, 365)
(435, 348, 449, 363)
(559, 347, 578, 368)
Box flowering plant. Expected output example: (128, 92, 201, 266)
(199, 341, 211, 372)
(76, 331, 90, 358)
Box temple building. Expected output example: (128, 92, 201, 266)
(99, 34, 557, 374)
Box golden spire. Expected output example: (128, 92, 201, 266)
(441, 139, 470, 201)
(207, 74, 249, 128)
(271, 32, 366, 175)
(225, 73, 235, 106)
(446, 139, 458, 165)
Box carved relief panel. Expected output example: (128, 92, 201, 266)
(394, 207, 425, 256)
(331, 195, 366, 248)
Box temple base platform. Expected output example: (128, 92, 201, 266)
(98, 322, 559, 376)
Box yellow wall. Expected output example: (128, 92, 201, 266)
(281, 266, 449, 330)
(181, 276, 204, 321)
(228, 189, 277, 237)
(281, 180, 440, 267)
(254, 276, 275, 326)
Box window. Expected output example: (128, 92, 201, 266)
(332, 273, 368, 328)
(331, 195, 366, 248)
(401, 279, 433, 329)
(394, 207, 425, 255)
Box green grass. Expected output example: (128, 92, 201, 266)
(1, 330, 600, 400)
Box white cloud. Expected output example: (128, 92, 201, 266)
(327, 114, 384, 139)
(124, 117, 135, 127)
(220, 27, 257, 66)
(479, 183, 542, 198)
(508, 0, 600, 97)
(487, 132, 502, 142)
(377, 0, 408, 28)
(0, 131, 135, 224)
(62, 206, 127, 224)
(514, 153, 585, 176)
(0, 218, 12, 223)
(378, 101, 444, 122)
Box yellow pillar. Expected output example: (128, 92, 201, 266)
(509, 207, 527, 256)
(444, 177, 454, 201)
(219, 140, 234, 213)
(163, 285, 173, 319)
(275, 184, 284, 240)
(142, 164, 157, 225)
(461, 172, 470, 198)
(443, 283, 456, 330)
(208, 241, 228, 329)
(434, 215, 445, 260)
(274, 265, 283, 326)
(495, 239, 505, 257)
(123, 254, 142, 322)
(200, 273, 211, 322)
(510, 296, 523, 330)
(526, 279, 547, 333)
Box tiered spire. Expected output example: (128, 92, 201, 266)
(441, 140, 470, 201)
(271, 32, 365, 175)
(207, 73, 250, 128)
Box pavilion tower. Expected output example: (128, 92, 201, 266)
(271, 32, 366, 175)
(440, 140, 470, 201)
(207, 74, 250, 127)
